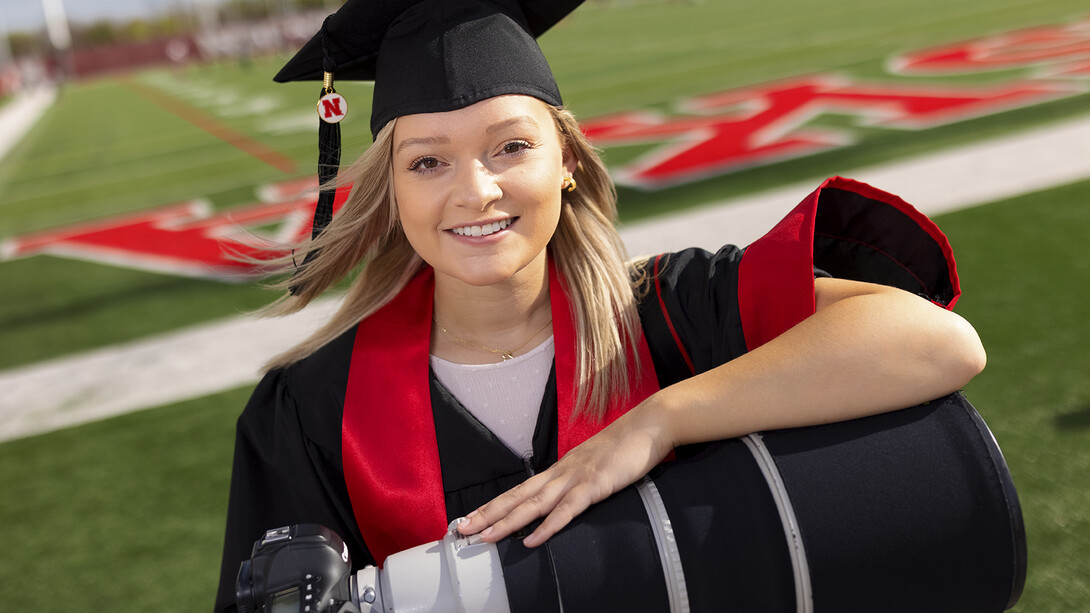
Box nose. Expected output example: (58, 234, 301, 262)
(452, 161, 502, 211)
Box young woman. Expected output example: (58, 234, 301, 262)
(214, 1, 985, 610)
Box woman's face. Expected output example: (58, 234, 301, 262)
(392, 95, 575, 289)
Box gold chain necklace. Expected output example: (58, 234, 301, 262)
(434, 318, 553, 361)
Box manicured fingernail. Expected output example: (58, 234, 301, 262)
(522, 533, 539, 547)
(466, 509, 479, 519)
(481, 526, 493, 538)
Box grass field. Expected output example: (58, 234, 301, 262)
(2, 0, 1089, 610)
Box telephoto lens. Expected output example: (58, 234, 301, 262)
(242, 392, 1026, 613)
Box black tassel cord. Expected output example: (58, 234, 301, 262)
(291, 16, 342, 294)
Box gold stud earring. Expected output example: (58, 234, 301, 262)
(564, 177, 577, 193)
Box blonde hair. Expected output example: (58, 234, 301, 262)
(264, 104, 645, 420)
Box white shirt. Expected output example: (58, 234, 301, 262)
(430, 337, 555, 459)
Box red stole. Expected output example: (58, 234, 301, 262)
(342, 261, 660, 563)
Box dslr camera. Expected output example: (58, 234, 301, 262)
(235, 524, 361, 613)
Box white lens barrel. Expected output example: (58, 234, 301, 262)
(356, 519, 511, 613)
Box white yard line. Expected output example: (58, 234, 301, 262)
(0, 300, 343, 442)
(2, 113, 1090, 442)
(0, 87, 56, 164)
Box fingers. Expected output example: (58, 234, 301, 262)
(456, 477, 541, 537)
(521, 493, 588, 547)
(457, 468, 608, 547)
(454, 406, 671, 547)
(489, 483, 588, 546)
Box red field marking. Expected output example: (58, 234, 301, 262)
(581, 75, 1080, 187)
(121, 78, 297, 173)
(1, 179, 350, 280)
(892, 19, 1090, 74)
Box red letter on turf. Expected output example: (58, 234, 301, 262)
(893, 20, 1090, 74)
(581, 76, 1078, 187)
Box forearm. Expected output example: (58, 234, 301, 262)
(647, 281, 987, 448)
(457, 281, 986, 547)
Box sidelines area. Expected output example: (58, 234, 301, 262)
(3, 111, 1090, 443)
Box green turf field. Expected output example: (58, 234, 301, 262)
(2, 0, 1088, 610)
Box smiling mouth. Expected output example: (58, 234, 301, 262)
(449, 217, 517, 237)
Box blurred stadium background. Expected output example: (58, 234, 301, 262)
(1, 0, 1088, 610)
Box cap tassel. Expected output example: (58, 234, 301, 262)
(291, 17, 346, 295)
(313, 71, 342, 240)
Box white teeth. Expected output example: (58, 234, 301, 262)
(452, 218, 512, 236)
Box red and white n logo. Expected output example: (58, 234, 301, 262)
(318, 93, 347, 123)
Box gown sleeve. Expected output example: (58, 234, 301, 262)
(639, 176, 960, 388)
(213, 332, 372, 612)
(638, 246, 751, 388)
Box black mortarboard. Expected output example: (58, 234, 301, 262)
(276, 0, 583, 136)
(277, 0, 582, 293)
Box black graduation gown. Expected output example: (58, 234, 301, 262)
(213, 244, 755, 612)
(214, 177, 961, 611)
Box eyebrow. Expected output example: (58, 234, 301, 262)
(395, 135, 451, 155)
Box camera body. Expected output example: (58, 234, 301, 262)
(239, 518, 510, 613)
(236, 524, 360, 613)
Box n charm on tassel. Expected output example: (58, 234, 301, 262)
(290, 25, 345, 295)
(318, 73, 348, 125)
(311, 68, 345, 241)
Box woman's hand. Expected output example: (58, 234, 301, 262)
(456, 399, 675, 547)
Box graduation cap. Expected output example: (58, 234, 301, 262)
(276, 0, 583, 292)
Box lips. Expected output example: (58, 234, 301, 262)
(449, 217, 516, 237)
